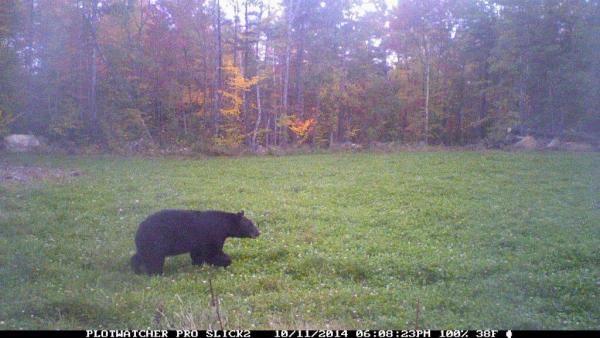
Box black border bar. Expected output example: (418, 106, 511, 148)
(0, 330, 598, 338)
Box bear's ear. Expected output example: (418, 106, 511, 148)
(237, 210, 244, 218)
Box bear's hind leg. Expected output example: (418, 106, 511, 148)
(190, 250, 205, 266)
(206, 252, 232, 267)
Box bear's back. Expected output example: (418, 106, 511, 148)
(135, 209, 232, 255)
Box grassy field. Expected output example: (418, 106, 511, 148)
(0, 151, 599, 329)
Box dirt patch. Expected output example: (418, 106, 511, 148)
(0, 166, 83, 184)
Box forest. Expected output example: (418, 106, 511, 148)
(1, 0, 599, 152)
(2, 1, 600, 330)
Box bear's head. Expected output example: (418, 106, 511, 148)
(230, 210, 260, 238)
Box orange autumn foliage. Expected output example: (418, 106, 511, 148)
(282, 116, 316, 142)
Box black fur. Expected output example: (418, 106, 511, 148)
(131, 209, 259, 275)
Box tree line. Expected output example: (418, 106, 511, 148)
(1, 0, 599, 151)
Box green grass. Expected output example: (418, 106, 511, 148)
(1, 151, 599, 329)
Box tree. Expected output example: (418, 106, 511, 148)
(391, 0, 454, 145)
(0, 0, 597, 150)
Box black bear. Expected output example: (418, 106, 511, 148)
(131, 209, 259, 275)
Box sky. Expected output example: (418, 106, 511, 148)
(220, 0, 399, 20)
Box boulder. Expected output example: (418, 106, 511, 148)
(370, 141, 396, 152)
(560, 142, 594, 152)
(3, 134, 42, 152)
(125, 138, 157, 154)
(546, 138, 560, 150)
(255, 145, 268, 155)
(512, 136, 537, 150)
(331, 142, 363, 152)
(267, 146, 286, 156)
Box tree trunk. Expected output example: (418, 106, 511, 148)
(265, 115, 271, 146)
(337, 107, 345, 143)
(276, 56, 283, 146)
(251, 4, 264, 149)
(212, 0, 222, 137)
(455, 64, 466, 145)
(295, 22, 304, 118)
(242, 0, 249, 139)
(479, 62, 489, 139)
(271, 39, 278, 146)
(89, 0, 99, 128)
(517, 55, 529, 135)
(91, 42, 98, 121)
(77, 0, 85, 122)
(183, 84, 189, 135)
(202, 53, 209, 122)
(281, 0, 296, 145)
(233, 0, 239, 66)
(25, 0, 34, 130)
(424, 48, 430, 145)
(252, 81, 262, 149)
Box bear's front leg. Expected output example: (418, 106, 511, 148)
(206, 252, 232, 267)
(145, 255, 165, 275)
(190, 250, 205, 266)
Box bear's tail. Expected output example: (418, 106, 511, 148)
(131, 253, 143, 274)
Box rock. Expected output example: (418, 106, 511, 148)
(126, 138, 157, 154)
(331, 142, 363, 152)
(3, 134, 42, 152)
(546, 138, 560, 149)
(464, 142, 489, 151)
(267, 146, 286, 156)
(370, 141, 396, 152)
(255, 145, 268, 155)
(512, 136, 537, 150)
(560, 141, 594, 152)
